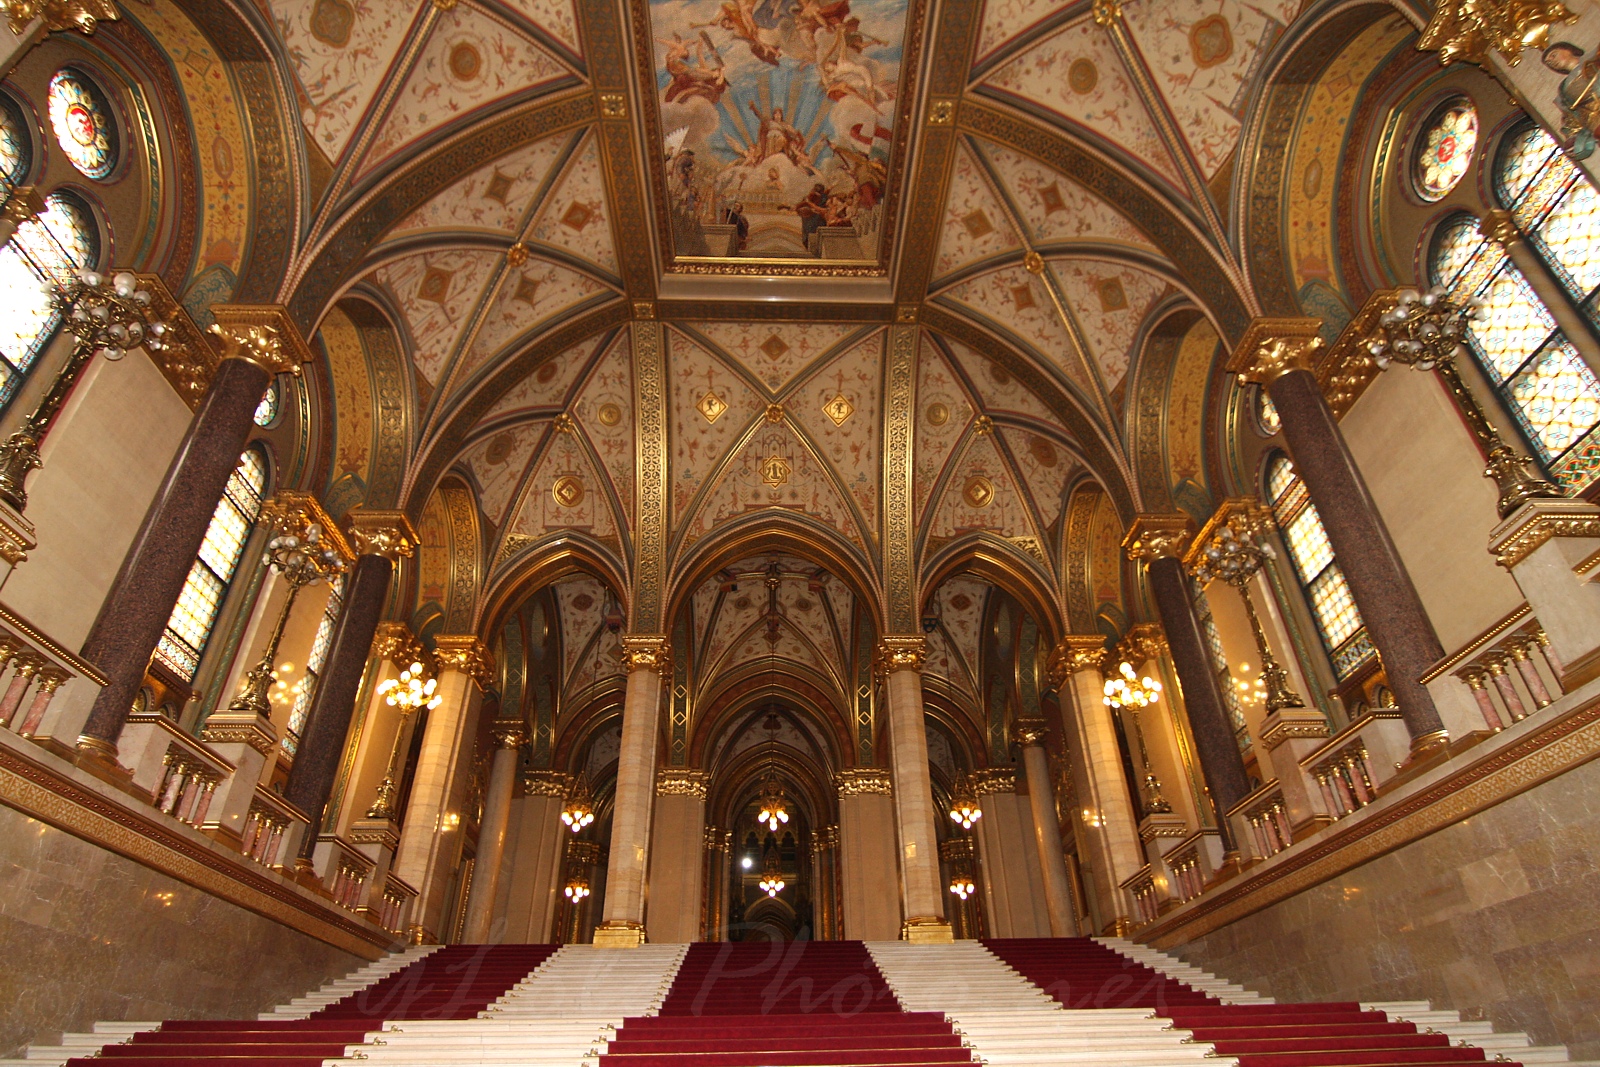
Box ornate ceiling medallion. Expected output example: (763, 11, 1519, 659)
(823, 393, 853, 425)
(552, 475, 585, 508)
(926, 402, 949, 425)
(963, 475, 994, 508)
(696, 390, 727, 422)
(761, 454, 791, 487)
(598, 402, 623, 426)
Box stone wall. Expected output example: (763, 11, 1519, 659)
(1168, 757, 1600, 1059)
(0, 804, 361, 1057)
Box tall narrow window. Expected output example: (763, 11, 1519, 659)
(1266, 455, 1373, 679)
(0, 190, 98, 406)
(155, 449, 268, 683)
(1190, 579, 1248, 748)
(284, 576, 344, 756)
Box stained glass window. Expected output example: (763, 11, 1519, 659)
(0, 92, 32, 189)
(284, 576, 343, 755)
(47, 68, 116, 180)
(254, 378, 280, 427)
(0, 191, 98, 407)
(1414, 99, 1478, 201)
(1190, 579, 1248, 747)
(1430, 211, 1600, 489)
(1495, 121, 1600, 306)
(1266, 454, 1373, 679)
(155, 449, 268, 682)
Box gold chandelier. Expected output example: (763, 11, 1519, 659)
(948, 774, 982, 830)
(561, 775, 595, 833)
(377, 661, 441, 714)
(948, 871, 976, 900)
(563, 872, 590, 901)
(758, 850, 785, 897)
(1103, 660, 1162, 710)
(757, 769, 789, 832)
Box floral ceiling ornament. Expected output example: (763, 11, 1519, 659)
(1417, 0, 1578, 68)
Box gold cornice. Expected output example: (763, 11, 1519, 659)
(655, 769, 708, 798)
(208, 305, 314, 376)
(1046, 635, 1108, 688)
(344, 510, 419, 560)
(969, 767, 1016, 795)
(835, 768, 893, 796)
(1226, 317, 1324, 386)
(433, 635, 494, 689)
(260, 491, 355, 563)
(1122, 514, 1196, 563)
(1489, 500, 1600, 569)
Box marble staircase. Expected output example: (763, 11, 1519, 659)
(263, 945, 440, 1020)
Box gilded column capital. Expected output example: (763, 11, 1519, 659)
(371, 621, 426, 669)
(208, 305, 313, 376)
(1046, 635, 1109, 689)
(1011, 717, 1049, 747)
(4, 0, 117, 34)
(1417, 0, 1577, 68)
(1112, 623, 1168, 669)
(433, 635, 495, 689)
(874, 635, 927, 674)
(490, 719, 529, 749)
(521, 769, 571, 796)
(835, 768, 893, 796)
(345, 510, 419, 560)
(1184, 497, 1275, 578)
(1122, 514, 1195, 563)
(1226, 317, 1325, 386)
(968, 767, 1017, 795)
(620, 634, 672, 675)
(260, 491, 355, 564)
(656, 768, 709, 798)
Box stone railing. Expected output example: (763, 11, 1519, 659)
(328, 849, 374, 912)
(0, 607, 98, 743)
(1122, 864, 1161, 925)
(240, 787, 307, 868)
(1304, 736, 1378, 821)
(151, 722, 232, 829)
(377, 874, 417, 934)
(1229, 781, 1293, 860)
(1162, 839, 1205, 904)
(1423, 604, 1564, 734)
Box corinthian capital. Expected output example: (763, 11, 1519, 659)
(491, 719, 529, 749)
(433, 635, 495, 689)
(1122, 514, 1195, 563)
(620, 635, 672, 675)
(1418, 0, 1577, 68)
(1046, 635, 1109, 689)
(4, 0, 117, 35)
(371, 621, 425, 669)
(1226, 317, 1325, 386)
(208, 305, 313, 375)
(346, 510, 420, 560)
(1113, 623, 1168, 668)
(1011, 717, 1049, 747)
(874, 635, 927, 674)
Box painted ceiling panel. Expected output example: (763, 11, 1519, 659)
(786, 331, 885, 540)
(484, 334, 604, 422)
(947, 336, 1058, 426)
(913, 338, 975, 523)
(500, 0, 584, 57)
(933, 142, 1023, 282)
(449, 256, 613, 389)
(976, 139, 1157, 253)
(703, 581, 762, 678)
(926, 431, 1040, 546)
(554, 576, 606, 679)
(356, 2, 573, 180)
(570, 333, 637, 518)
(509, 427, 619, 542)
(464, 419, 543, 527)
(980, 16, 1184, 191)
(269, 0, 423, 162)
(777, 575, 844, 680)
(975, 0, 1065, 65)
(938, 264, 1093, 395)
(922, 629, 971, 699)
(568, 625, 624, 696)
(1121, 0, 1297, 180)
(667, 328, 768, 517)
(1046, 257, 1168, 391)
(1002, 424, 1074, 532)
(690, 322, 866, 395)
(372, 248, 502, 390)
(388, 132, 572, 239)
(526, 132, 618, 276)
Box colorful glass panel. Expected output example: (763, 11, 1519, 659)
(1415, 100, 1478, 201)
(284, 578, 343, 754)
(254, 379, 280, 427)
(1497, 121, 1600, 312)
(155, 450, 267, 682)
(0, 93, 31, 187)
(1504, 337, 1600, 462)
(47, 69, 115, 180)
(0, 192, 96, 405)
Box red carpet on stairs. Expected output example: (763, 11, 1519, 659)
(63, 944, 557, 1067)
(985, 938, 1523, 1067)
(600, 942, 976, 1067)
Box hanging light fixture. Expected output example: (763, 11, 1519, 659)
(758, 849, 786, 897)
(948, 774, 982, 830)
(1103, 661, 1161, 711)
(757, 769, 789, 832)
(563, 873, 590, 901)
(948, 870, 977, 900)
(561, 775, 596, 833)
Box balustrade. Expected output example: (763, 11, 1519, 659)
(377, 876, 415, 934)
(1305, 740, 1378, 820)
(0, 617, 90, 740)
(1230, 782, 1293, 859)
(239, 787, 307, 868)
(1163, 843, 1205, 903)
(1122, 865, 1161, 925)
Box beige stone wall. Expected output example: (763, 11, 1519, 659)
(1168, 757, 1600, 1059)
(0, 804, 359, 1058)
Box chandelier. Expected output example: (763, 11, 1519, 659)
(563, 873, 590, 901)
(1103, 661, 1161, 710)
(377, 661, 441, 714)
(758, 850, 786, 897)
(948, 775, 982, 830)
(561, 775, 596, 833)
(949, 871, 977, 900)
(757, 769, 789, 832)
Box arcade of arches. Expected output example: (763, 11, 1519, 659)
(1, 0, 1599, 1060)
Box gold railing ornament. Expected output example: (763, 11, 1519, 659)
(0, 269, 170, 511)
(3, 0, 117, 35)
(1417, 0, 1577, 69)
(1358, 286, 1563, 517)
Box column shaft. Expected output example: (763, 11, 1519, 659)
(597, 648, 664, 944)
(1268, 368, 1447, 741)
(1145, 556, 1250, 844)
(1017, 738, 1077, 936)
(462, 735, 522, 942)
(78, 356, 271, 752)
(883, 665, 945, 930)
(1062, 668, 1144, 916)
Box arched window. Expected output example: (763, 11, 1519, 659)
(1266, 455, 1373, 679)
(47, 68, 117, 181)
(155, 449, 269, 683)
(284, 576, 344, 756)
(1495, 121, 1600, 312)
(0, 190, 99, 405)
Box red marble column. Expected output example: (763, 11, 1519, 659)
(77, 308, 310, 758)
(1231, 319, 1447, 748)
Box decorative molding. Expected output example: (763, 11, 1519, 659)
(137, 273, 217, 411)
(620, 634, 671, 675)
(1488, 500, 1600, 569)
(835, 768, 893, 796)
(522, 770, 571, 797)
(1417, 0, 1576, 68)
(208, 305, 313, 376)
(884, 325, 918, 633)
(491, 720, 529, 749)
(655, 769, 708, 798)
(632, 320, 667, 631)
(1011, 717, 1048, 747)
(345, 510, 419, 560)
(969, 767, 1016, 795)
(1122, 514, 1196, 563)
(3, 0, 116, 34)
(1259, 709, 1332, 749)
(875, 635, 927, 674)
(199, 712, 277, 756)
(433, 635, 494, 689)
(1225, 317, 1325, 387)
(370, 622, 425, 671)
(1113, 623, 1168, 670)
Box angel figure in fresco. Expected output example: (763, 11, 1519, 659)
(748, 103, 813, 169)
(828, 138, 886, 207)
(789, 0, 853, 53)
(698, 0, 782, 66)
(658, 31, 730, 105)
(816, 18, 892, 110)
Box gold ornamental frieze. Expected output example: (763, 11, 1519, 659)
(3, 0, 117, 35)
(1417, 0, 1577, 68)
(433, 635, 495, 689)
(1226, 317, 1325, 387)
(345, 510, 419, 560)
(522, 770, 572, 797)
(208, 304, 314, 377)
(656, 769, 709, 798)
(968, 767, 1017, 795)
(835, 768, 893, 796)
(1122, 514, 1196, 563)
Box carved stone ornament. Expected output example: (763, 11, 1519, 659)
(1121, 514, 1196, 563)
(522, 769, 571, 797)
(1417, 0, 1577, 68)
(3, 0, 117, 35)
(1046, 635, 1109, 689)
(968, 767, 1017, 795)
(1488, 498, 1600, 569)
(620, 635, 672, 675)
(491, 720, 530, 749)
(433, 635, 495, 689)
(1011, 717, 1049, 747)
(1225, 317, 1325, 386)
(834, 768, 893, 796)
(207, 305, 313, 376)
(874, 635, 927, 674)
(371, 621, 426, 670)
(200, 712, 277, 756)
(345, 510, 419, 560)
(656, 769, 709, 798)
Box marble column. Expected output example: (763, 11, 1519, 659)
(285, 514, 417, 858)
(462, 720, 528, 942)
(1011, 719, 1078, 936)
(878, 636, 950, 942)
(646, 769, 708, 944)
(496, 769, 570, 943)
(810, 825, 839, 940)
(835, 769, 900, 940)
(393, 635, 492, 943)
(703, 826, 732, 940)
(1125, 515, 1250, 850)
(970, 768, 1050, 937)
(595, 635, 668, 947)
(78, 308, 310, 759)
(1230, 319, 1448, 750)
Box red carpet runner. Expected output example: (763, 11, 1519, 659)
(66, 944, 556, 1067)
(983, 938, 1523, 1067)
(600, 942, 976, 1067)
